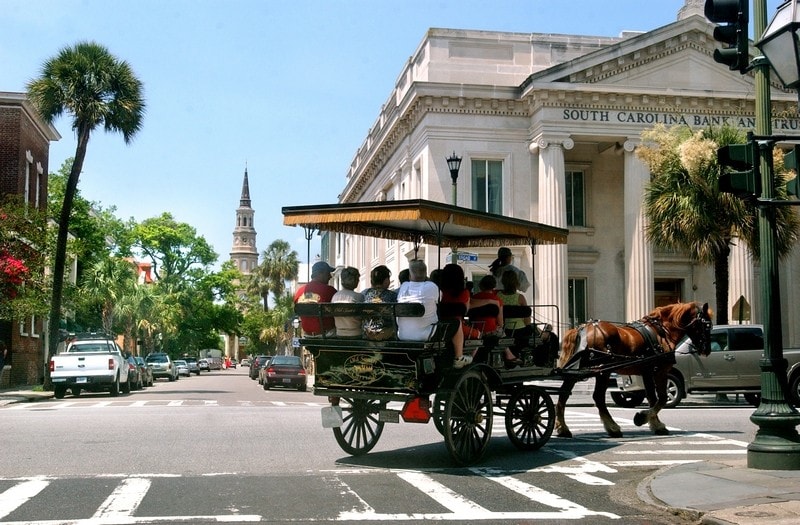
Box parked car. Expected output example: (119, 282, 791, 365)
(198, 358, 210, 372)
(240, 358, 251, 367)
(125, 355, 144, 390)
(611, 324, 800, 408)
(135, 356, 154, 387)
(146, 353, 178, 381)
(262, 355, 307, 391)
(49, 332, 130, 398)
(174, 359, 191, 377)
(206, 357, 223, 370)
(184, 357, 201, 375)
(229, 358, 238, 368)
(250, 355, 271, 380)
(258, 356, 274, 385)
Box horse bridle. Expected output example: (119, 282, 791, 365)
(683, 309, 713, 356)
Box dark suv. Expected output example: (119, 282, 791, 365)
(249, 355, 271, 380)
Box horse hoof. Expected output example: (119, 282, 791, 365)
(654, 427, 670, 436)
(556, 429, 573, 438)
(633, 412, 647, 427)
(607, 430, 623, 438)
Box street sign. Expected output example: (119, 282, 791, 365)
(448, 252, 478, 263)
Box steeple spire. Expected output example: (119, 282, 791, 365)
(230, 165, 258, 275)
(240, 167, 251, 206)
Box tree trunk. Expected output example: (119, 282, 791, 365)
(46, 128, 90, 388)
(713, 243, 731, 326)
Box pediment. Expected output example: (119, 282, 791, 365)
(525, 15, 793, 98)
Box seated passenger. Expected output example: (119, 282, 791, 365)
(331, 267, 364, 338)
(437, 263, 474, 368)
(468, 275, 505, 337)
(361, 265, 398, 341)
(396, 260, 439, 342)
(293, 261, 337, 337)
(496, 270, 533, 339)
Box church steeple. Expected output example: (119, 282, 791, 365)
(230, 167, 258, 275)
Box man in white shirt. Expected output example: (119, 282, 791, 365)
(396, 260, 439, 341)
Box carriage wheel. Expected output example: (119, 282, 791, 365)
(432, 393, 449, 436)
(443, 370, 493, 466)
(504, 385, 555, 451)
(332, 397, 386, 456)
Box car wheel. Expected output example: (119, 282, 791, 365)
(169, 373, 176, 382)
(264, 381, 270, 390)
(122, 375, 131, 394)
(109, 375, 121, 397)
(789, 374, 800, 406)
(54, 386, 67, 399)
(263, 381, 269, 391)
(610, 391, 646, 408)
(663, 373, 684, 408)
(71, 387, 81, 397)
(744, 393, 762, 407)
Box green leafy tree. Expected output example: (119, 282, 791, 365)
(27, 41, 145, 359)
(133, 213, 217, 287)
(638, 124, 800, 325)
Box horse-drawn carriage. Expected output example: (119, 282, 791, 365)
(283, 199, 712, 466)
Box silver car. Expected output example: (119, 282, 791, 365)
(174, 359, 191, 377)
(145, 353, 178, 382)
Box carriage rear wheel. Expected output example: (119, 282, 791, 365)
(432, 393, 448, 436)
(332, 397, 386, 456)
(443, 370, 493, 466)
(504, 385, 554, 451)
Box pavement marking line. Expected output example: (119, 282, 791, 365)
(203, 400, 218, 406)
(0, 477, 50, 519)
(92, 401, 114, 408)
(92, 477, 151, 520)
(483, 474, 619, 519)
(396, 471, 488, 514)
(615, 449, 746, 455)
(130, 401, 148, 407)
(167, 400, 182, 406)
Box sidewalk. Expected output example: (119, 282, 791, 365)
(645, 458, 800, 525)
(2, 387, 800, 524)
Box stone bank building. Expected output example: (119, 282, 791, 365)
(325, 1, 800, 344)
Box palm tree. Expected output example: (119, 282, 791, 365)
(27, 41, 145, 359)
(247, 240, 299, 311)
(638, 124, 800, 325)
(80, 256, 137, 333)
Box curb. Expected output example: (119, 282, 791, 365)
(636, 463, 705, 523)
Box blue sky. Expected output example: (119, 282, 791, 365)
(2, 0, 781, 270)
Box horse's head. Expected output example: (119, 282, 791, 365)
(684, 302, 713, 356)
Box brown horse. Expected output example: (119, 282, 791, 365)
(555, 302, 712, 438)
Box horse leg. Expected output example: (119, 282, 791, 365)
(633, 368, 669, 435)
(555, 377, 577, 438)
(593, 372, 622, 438)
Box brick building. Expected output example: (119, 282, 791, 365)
(1, 91, 60, 386)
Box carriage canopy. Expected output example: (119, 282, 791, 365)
(282, 199, 568, 248)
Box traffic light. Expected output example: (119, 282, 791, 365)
(783, 146, 800, 197)
(704, 0, 749, 73)
(717, 141, 760, 198)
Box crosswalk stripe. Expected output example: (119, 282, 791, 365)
(92, 477, 150, 520)
(0, 478, 50, 520)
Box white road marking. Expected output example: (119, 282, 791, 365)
(92, 477, 150, 520)
(0, 477, 50, 520)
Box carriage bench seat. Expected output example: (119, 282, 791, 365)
(295, 302, 453, 393)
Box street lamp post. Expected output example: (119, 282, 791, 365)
(291, 317, 301, 359)
(747, 0, 800, 469)
(446, 152, 462, 206)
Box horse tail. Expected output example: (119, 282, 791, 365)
(558, 326, 580, 368)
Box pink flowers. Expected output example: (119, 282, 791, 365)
(0, 251, 29, 299)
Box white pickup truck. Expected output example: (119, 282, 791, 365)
(49, 334, 131, 399)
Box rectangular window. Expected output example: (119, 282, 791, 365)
(565, 170, 585, 227)
(30, 315, 40, 338)
(568, 278, 587, 328)
(471, 160, 502, 214)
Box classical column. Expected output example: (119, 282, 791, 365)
(531, 135, 572, 333)
(622, 139, 654, 320)
(729, 239, 756, 324)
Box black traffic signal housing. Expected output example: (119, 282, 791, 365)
(783, 145, 800, 198)
(718, 140, 760, 198)
(704, 0, 749, 73)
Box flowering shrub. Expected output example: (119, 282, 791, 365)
(0, 251, 29, 299)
